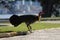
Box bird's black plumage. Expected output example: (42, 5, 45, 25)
(9, 15, 38, 26)
(9, 15, 39, 33)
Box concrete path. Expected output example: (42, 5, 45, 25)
(40, 21, 60, 23)
(0, 28, 60, 40)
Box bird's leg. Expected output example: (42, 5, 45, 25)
(27, 24, 32, 33)
(29, 25, 32, 33)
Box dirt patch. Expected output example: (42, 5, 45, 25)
(0, 28, 60, 40)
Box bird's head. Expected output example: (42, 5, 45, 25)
(38, 12, 43, 22)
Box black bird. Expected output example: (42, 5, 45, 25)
(9, 12, 42, 33)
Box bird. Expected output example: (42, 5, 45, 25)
(9, 12, 42, 33)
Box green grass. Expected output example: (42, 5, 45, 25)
(0, 22, 60, 32)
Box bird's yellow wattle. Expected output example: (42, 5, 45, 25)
(38, 16, 40, 22)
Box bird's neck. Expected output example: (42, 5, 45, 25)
(38, 13, 41, 22)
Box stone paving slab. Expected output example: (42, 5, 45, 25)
(0, 28, 60, 40)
